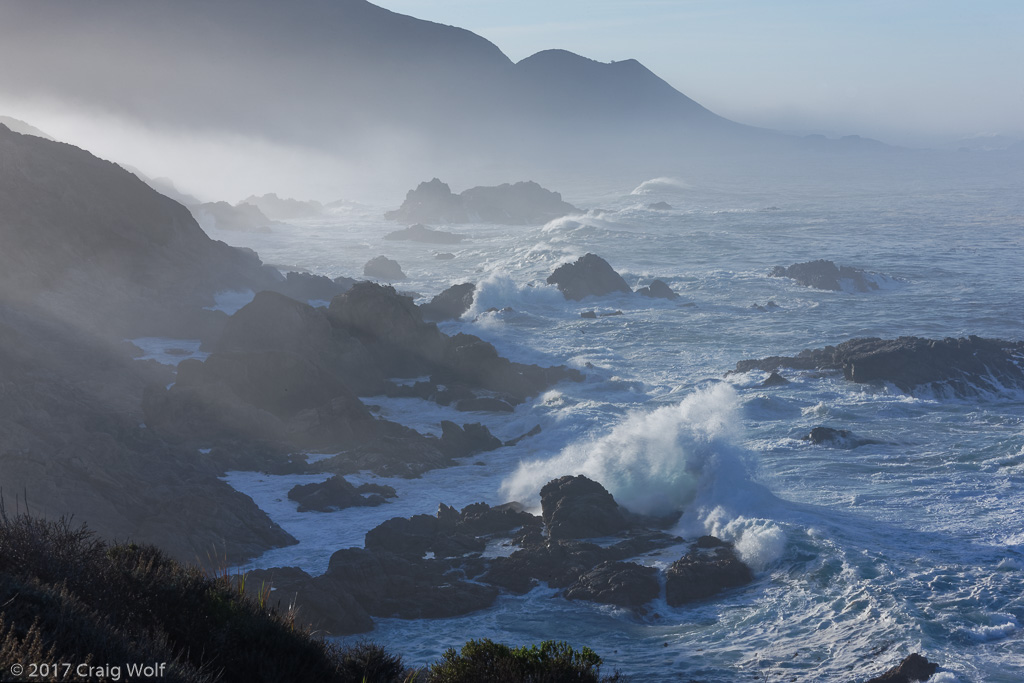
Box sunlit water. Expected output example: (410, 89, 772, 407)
(216, 155, 1024, 681)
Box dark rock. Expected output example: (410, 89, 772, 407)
(385, 178, 578, 225)
(540, 475, 628, 540)
(455, 397, 515, 413)
(384, 223, 465, 244)
(695, 535, 728, 549)
(563, 560, 660, 607)
(420, 282, 475, 321)
(287, 475, 396, 512)
(864, 653, 939, 683)
(735, 336, 1024, 396)
(636, 279, 679, 299)
(648, 201, 673, 210)
(364, 514, 442, 558)
(454, 502, 541, 537)
(322, 547, 498, 620)
(801, 426, 879, 449)
(581, 310, 597, 319)
(363, 255, 407, 281)
(438, 420, 503, 458)
(761, 371, 790, 387)
(770, 259, 883, 292)
(328, 282, 447, 377)
(434, 252, 455, 260)
(803, 426, 854, 445)
(484, 529, 681, 594)
(504, 424, 542, 447)
(547, 253, 632, 301)
(600, 310, 623, 317)
(485, 540, 607, 593)
(665, 541, 753, 606)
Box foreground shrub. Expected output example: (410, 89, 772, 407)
(0, 509, 408, 682)
(427, 638, 622, 682)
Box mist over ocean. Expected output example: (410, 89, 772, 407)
(212, 156, 1024, 681)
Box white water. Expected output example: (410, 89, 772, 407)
(219, 155, 1024, 681)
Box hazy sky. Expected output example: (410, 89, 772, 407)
(373, 0, 1024, 144)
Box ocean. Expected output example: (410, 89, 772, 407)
(210, 152, 1022, 681)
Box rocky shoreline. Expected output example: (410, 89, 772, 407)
(249, 475, 752, 636)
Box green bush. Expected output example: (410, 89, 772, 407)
(427, 639, 622, 682)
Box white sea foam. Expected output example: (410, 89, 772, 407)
(501, 385, 753, 518)
(465, 272, 565, 318)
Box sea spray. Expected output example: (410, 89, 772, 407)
(465, 272, 565, 318)
(502, 383, 788, 569)
(502, 383, 741, 517)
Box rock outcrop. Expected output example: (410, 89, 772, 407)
(363, 255, 407, 281)
(735, 336, 1024, 396)
(540, 475, 628, 540)
(636, 279, 679, 300)
(287, 475, 396, 512)
(864, 653, 939, 683)
(419, 283, 476, 321)
(385, 178, 578, 225)
(547, 254, 632, 301)
(770, 259, 886, 292)
(251, 476, 755, 634)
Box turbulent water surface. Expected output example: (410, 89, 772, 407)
(219, 155, 1024, 681)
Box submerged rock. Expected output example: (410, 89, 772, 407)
(547, 253, 632, 301)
